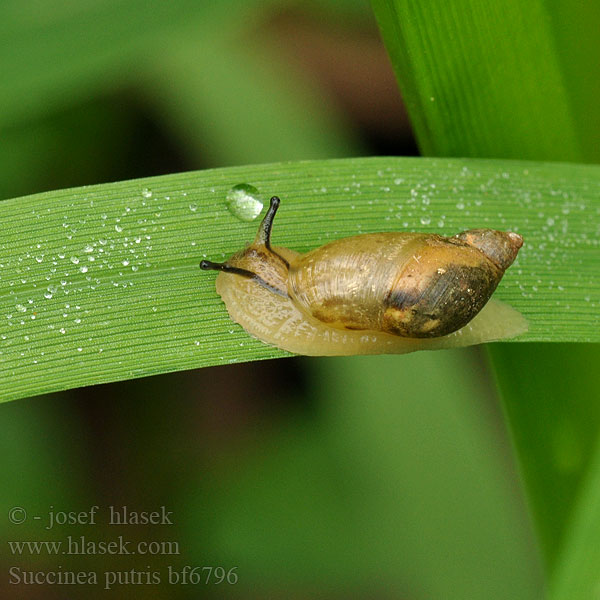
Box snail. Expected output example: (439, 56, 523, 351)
(201, 197, 527, 356)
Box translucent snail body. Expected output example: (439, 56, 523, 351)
(201, 197, 527, 356)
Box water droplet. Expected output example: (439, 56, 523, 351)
(15, 304, 26, 313)
(115, 224, 123, 233)
(70, 256, 80, 264)
(225, 184, 264, 222)
(189, 203, 198, 212)
(142, 188, 153, 198)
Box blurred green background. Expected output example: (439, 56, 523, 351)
(1, 1, 545, 598)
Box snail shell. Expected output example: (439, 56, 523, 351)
(201, 197, 527, 356)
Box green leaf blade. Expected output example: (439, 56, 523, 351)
(1, 156, 599, 402)
(371, 0, 585, 161)
(551, 431, 600, 599)
(370, 0, 600, 587)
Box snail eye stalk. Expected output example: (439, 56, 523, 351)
(254, 196, 289, 268)
(199, 260, 287, 297)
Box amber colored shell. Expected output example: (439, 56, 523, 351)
(289, 232, 503, 338)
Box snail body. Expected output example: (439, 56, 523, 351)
(201, 197, 527, 356)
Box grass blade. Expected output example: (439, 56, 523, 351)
(1, 156, 598, 402)
(371, 0, 594, 161)
(551, 431, 600, 599)
(371, 0, 600, 576)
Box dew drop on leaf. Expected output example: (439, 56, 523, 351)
(225, 184, 264, 222)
